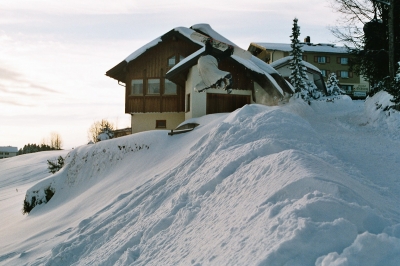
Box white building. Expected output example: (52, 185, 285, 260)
(0, 146, 18, 159)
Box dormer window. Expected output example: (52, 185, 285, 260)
(168, 56, 176, 67)
(168, 55, 186, 67)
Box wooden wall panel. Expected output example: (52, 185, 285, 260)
(125, 35, 201, 114)
(219, 59, 254, 91)
(206, 94, 250, 114)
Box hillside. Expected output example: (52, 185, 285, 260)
(1, 94, 400, 266)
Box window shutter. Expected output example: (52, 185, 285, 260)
(337, 71, 340, 77)
(337, 57, 341, 64)
(314, 56, 318, 63)
(327, 70, 330, 76)
(349, 72, 353, 78)
(327, 57, 330, 63)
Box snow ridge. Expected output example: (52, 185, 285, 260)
(1, 97, 400, 265)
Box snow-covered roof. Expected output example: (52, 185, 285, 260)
(253, 42, 349, 54)
(0, 146, 18, 153)
(231, 55, 285, 95)
(191, 24, 237, 47)
(166, 47, 291, 95)
(124, 27, 203, 63)
(124, 24, 239, 64)
(270, 56, 321, 73)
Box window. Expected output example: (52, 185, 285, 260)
(164, 79, 177, 94)
(168, 56, 176, 67)
(302, 55, 307, 61)
(131, 79, 143, 95)
(340, 57, 348, 65)
(340, 71, 349, 78)
(340, 85, 353, 92)
(314, 56, 330, 64)
(147, 79, 160, 94)
(156, 120, 166, 128)
(0, 152, 3, 155)
(5, 152, 9, 155)
(317, 56, 326, 63)
(168, 55, 185, 67)
(186, 93, 191, 112)
(321, 70, 327, 77)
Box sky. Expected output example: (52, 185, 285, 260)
(0, 0, 342, 150)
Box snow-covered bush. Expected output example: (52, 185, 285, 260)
(385, 62, 400, 110)
(326, 73, 345, 96)
(47, 156, 64, 174)
(22, 185, 55, 214)
(97, 127, 114, 142)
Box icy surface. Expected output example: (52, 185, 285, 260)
(1, 94, 400, 266)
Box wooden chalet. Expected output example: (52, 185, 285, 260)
(106, 24, 294, 134)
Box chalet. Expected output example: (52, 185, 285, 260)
(269, 56, 327, 95)
(248, 40, 370, 98)
(106, 24, 294, 134)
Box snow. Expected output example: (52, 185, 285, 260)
(191, 24, 237, 47)
(254, 42, 349, 54)
(271, 55, 321, 73)
(0, 146, 18, 153)
(1, 94, 400, 265)
(124, 27, 203, 63)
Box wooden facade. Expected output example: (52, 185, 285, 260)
(124, 33, 201, 114)
(207, 93, 251, 114)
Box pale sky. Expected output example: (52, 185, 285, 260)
(1, 0, 341, 150)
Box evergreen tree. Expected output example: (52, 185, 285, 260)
(47, 156, 65, 174)
(385, 61, 400, 110)
(326, 73, 345, 96)
(289, 18, 309, 98)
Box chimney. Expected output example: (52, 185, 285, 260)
(304, 36, 310, 43)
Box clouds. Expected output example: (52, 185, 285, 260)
(0, 0, 341, 149)
(0, 66, 59, 106)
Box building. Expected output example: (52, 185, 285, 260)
(248, 39, 370, 98)
(269, 56, 327, 95)
(0, 146, 18, 159)
(106, 24, 294, 134)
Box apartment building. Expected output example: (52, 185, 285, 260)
(248, 39, 370, 98)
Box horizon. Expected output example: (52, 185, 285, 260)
(1, 0, 342, 150)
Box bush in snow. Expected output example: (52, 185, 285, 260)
(326, 73, 345, 96)
(22, 186, 55, 214)
(373, 62, 400, 111)
(88, 119, 115, 143)
(97, 127, 114, 142)
(47, 156, 64, 174)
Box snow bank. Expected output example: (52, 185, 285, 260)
(1, 97, 400, 265)
(364, 91, 400, 139)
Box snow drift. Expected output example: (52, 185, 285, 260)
(1, 95, 400, 265)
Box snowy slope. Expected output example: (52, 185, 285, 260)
(1, 95, 400, 266)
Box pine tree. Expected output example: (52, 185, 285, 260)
(326, 73, 344, 96)
(289, 18, 309, 98)
(47, 156, 65, 174)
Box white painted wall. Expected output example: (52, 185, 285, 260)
(131, 113, 185, 134)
